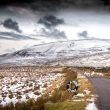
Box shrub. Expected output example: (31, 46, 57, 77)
(35, 97, 47, 110)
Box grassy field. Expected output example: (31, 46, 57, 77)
(45, 101, 87, 110)
(44, 67, 94, 110)
(0, 66, 94, 110)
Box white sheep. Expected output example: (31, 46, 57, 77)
(84, 72, 91, 77)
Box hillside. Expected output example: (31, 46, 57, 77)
(0, 39, 110, 67)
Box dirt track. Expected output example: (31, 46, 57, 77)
(89, 77, 110, 110)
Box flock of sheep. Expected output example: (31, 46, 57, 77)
(84, 71, 104, 77)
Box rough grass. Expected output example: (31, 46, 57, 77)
(48, 67, 78, 102)
(0, 66, 92, 110)
(78, 75, 95, 94)
(45, 101, 87, 110)
(45, 67, 88, 110)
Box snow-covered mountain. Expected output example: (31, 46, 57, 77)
(0, 39, 110, 67)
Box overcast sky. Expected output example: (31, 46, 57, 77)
(0, 0, 110, 54)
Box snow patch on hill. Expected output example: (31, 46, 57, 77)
(0, 39, 110, 67)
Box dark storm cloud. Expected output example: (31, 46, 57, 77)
(38, 15, 64, 28)
(41, 28, 67, 39)
(78, 31, 89, 38)
(29, 1, 60, 12)
(38, 15, 66, 39)
(3, 18, 22, 33)
(0, 32, 34, 40)
(0, 0, 108, 5)
(0, 0, 110, 10)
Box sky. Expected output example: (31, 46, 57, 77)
(0, 0, 110, 55)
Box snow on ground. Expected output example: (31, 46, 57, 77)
(0, 72, 63, 106)
(75, 93, 85, 98)
(76, 74, 98, 110)
(86, 98, 98, 110)
(1, 39, 110, 67)
(86, 102, 98, 110)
